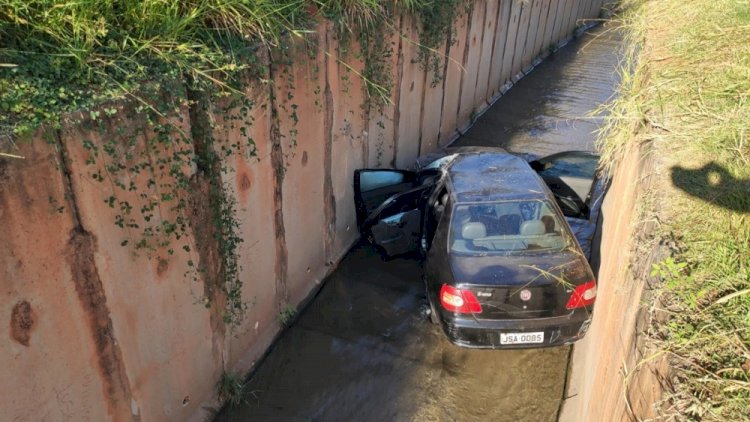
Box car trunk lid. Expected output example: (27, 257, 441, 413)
(465, 283, 571, 319)
(450, 251, 592, 319)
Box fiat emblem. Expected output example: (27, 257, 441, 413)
(520, 289, 532, 301)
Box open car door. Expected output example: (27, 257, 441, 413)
(354, 169, 441, 226)
(530, 151, 605, 260)
(530, 151, 600, 219)
(354, 168, 442, 257)
(354, 169, 418, 228)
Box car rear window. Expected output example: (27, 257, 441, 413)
(450, 200, 573, 254)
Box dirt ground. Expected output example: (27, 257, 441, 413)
(216, 24, 625, 422)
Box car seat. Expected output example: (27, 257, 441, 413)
(520, 220, 546, 236)
(462, 221, 487, 239)
(461, 221, 488, 252)
(541, 215, 557, 233)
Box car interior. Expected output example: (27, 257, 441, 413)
(450, 201, 569, 253)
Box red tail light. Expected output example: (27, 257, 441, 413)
(440, 284, 482, 314)
(566, 280, 597, 310)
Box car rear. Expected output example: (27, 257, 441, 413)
(436, 265, 595, 348)
(429, 200, 597, 348)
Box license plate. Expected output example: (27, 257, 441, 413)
(500, 332, 545, 345)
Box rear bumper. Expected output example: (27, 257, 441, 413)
(438, 308, 593, 349)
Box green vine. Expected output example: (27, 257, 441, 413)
(71, 75, 258, 327)
(415, 0, 465, 85)
(1, 0, 472, 328)
(317, 0, 466, 109)
(357, 13, 396, 111)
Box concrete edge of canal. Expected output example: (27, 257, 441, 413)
(559, 137, 668, 421)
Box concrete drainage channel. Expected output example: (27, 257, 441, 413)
(216, 24, 625, 422)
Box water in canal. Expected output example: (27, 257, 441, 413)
(216, 24, 624, 422)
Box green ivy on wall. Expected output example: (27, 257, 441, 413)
(0, 0, 468, 326)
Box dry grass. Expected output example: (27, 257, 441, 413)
(598, 0, 750, 419)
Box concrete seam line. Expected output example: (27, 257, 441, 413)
(323, 23, 336, 265)
(436, 31, 451, 147)
(390, 13, 405, 169)
(455, 2, 474, 132)
(471, 0, 489, 108)
(267, 50, 290, 310)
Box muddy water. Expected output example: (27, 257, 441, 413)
(454, 25, 624, 157)
(216, 25, 624, 422)
(216, 244, 569, 421)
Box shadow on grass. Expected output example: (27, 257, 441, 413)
(671, 162, 750, 213)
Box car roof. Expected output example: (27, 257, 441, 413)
(445, 151, 550, 203)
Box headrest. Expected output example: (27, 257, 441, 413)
(541, 215, 555, 232)
(520, 220, 545, 236)
(462, 222, 487, 239)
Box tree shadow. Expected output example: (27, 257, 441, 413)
(671, 162, 750, 213)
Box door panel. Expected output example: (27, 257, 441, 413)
(370, 209, 422, 257)
(365, 185, 434, 257)
(354, 169, 416, 227)
(531, 151, 600, 218)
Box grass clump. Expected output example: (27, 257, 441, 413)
(0, 0, 468, 330)
(216, 371, 249, 407)
(600, 0, 750, 419)
(0, 0, 315, 135)
(0, 0, 463, 138)
(279, 304, 296, 327)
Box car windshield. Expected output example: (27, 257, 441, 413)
(450, 200, 573, 254)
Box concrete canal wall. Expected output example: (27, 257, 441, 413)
(0, 1, 606, 420)
(561, 144, 667, 421)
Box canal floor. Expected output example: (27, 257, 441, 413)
(216, 24, 625, 422)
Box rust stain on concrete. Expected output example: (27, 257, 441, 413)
(186, 86, 228, 368)
(65, 229, 137, 421)
(234, 153, 254, 205)
(10, 300, 36, 347)
(268, 54, 290, 308)
(323, 26, 336, 265)
(57, 128, 138, 421)
(156, 258, 169, 278)
(239, 173, 252, 191)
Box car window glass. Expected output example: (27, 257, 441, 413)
(538, 155, 597, 179)
(373, 187, 427, 221)
(360, 172, 406, 192)
(423, 154, 458, 170)
(449, 200, 573, 254)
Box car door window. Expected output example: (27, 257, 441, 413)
(532, 151, 599, 218)
(360, 171, 408, 191)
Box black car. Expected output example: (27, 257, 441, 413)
(353, 148, 604, 348)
